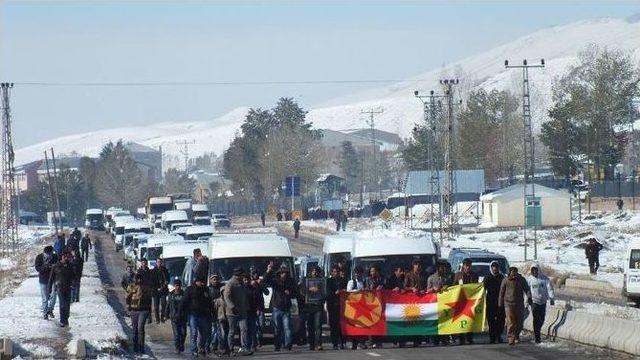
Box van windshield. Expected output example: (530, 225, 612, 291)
(165, 257, 189, 282)
(353, 254, 436, 279)
(126, 227, 151, 234)
(186, 232, 214, 240)
(85, 214, 103, 221)
(143, 246, 163, 261)
(630, 250, 640, 270)
(210, 257, 295, 281)
(150, 203, 174, 215)
(465, 258, 509, 275)
(193, 218, 212, 226)
(115, 226, 125, 235)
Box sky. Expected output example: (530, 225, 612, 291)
(1, 0, 639, 148)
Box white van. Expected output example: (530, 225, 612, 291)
(351, 234, 438, 280)
(185, 225, 216, 240)
(84, 208, 104, 230)
(623, 239, 640, 307)
(322, 233, 354, 276)
(161, 210, 189, 231)
(138, 234, 184, 269)
(113, 216, 135, 250)
(192, 204, 209, 218)
(121, 221, 153, 252)
(205, 233, 300, 331)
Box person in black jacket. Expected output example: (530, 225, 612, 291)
(70, 249, 84, 302)
(483, 261, 506, 343)
(68, 228, 81, 252)
(182, 277, 213, 356)
(151, 258, 170, 323)
(121, 265, 135, 290)
(301, 266, 326, 351)
(166, 279, 187, 354)
(293, 219, 301, 239)
(35, 245, 58, 320)
(585, 238, 604, 275)
(80, 233, 92, 262)
(48, 250, 76, 327)
(208, 274, 224, 352)
(326, 266, 347, 350)
(245, 272, 269, 352)
(264, 265, 297, 351)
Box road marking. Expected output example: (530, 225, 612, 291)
(366, 352, 382, 357)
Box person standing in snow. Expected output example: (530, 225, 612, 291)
(498, 267, 532, 346)
(293, 218, 301, 239)
(585, 238, 604, 275)
(126, 273, 153, 354)
(453, 258, 479, 345)
(48, 250, 76, 327)
(483, 261, 506, 343)
(340, 211, 348, 231)
(80, 233, 92, 262)
(526, 263, 555, 343)
(35, 245, 58, 320)
(151, 258, 170, 323)
(67, 228, 81, 252)
(260, 211, 266, 227)
(70, 249, 84, 302)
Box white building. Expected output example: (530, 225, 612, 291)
(480, 184, 571, 228)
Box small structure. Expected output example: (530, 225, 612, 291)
(480, 184, 571, 227)
(403, 169, 485, 205)
(316, 174, 346, 210)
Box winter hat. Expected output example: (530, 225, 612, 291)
(233, 267, 245, 276)
(530, 262, 540, 271)
(489, 261, 499, 268)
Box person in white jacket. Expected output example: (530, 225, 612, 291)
(526, 263, 555, 343)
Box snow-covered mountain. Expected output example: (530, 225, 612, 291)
(14, 16, 640, 168)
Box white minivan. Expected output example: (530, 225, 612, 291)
(161, 210, 189, 231)
(162, 240, 208, 288)
(623, 239, 640, 307)
(204, 233, 300, 332)
(322, 233, 354, 276)
(351, 233, 438, 281)
(138, 234, 184, 269)
(185, 225, 215, 240)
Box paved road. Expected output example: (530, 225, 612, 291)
(92, 229, 633, 359)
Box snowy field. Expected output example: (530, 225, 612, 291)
(0, 247, 125, 358)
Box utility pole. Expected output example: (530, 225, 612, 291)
(1, 83, 17, 254)
(44, 151, 58, 234)
(629, 98, 640, 210)
(177, 139, 196, 173)
(50, 148, 63, 231)
(505, 58, 545, 261)
(414, 89, 447, 245)
(361, 108, 384, 201)
(440, 79, 461, 242)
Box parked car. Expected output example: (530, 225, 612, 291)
(212, 214, 231, 228)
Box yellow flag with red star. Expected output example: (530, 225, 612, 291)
(437, 283, 486, 334)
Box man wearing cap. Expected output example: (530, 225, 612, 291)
(224, 267, 251, 355)
(526, 263, 555, 343)
(483, 261, 506, 343)
(167, 279, 187, 353)
(265, 264, 297, 351)
(499, 267, 532, 346)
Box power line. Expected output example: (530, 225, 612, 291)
(9, 78, 437, 87)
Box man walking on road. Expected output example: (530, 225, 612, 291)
(152, 258, 170, 323)
(48, 250, 76, 327)
(35, 245, 58, 320)
(301, 265, 326, 351)
(80, 233, 92, 262)
(293, 218, 301, 239)
(483, 261, 506, 344)
(499, 267, 532, 346)
(526, 263, 555, 343)
(266, 265, 297, 352)
(167, 278, 187, 354)
(260, 211, 266, 227)
(182, 275, 214, 357)
(326, 266, 347, 350)
(224, 267, 251, 355)
(585, 238, 604, 275)
(126, 273, 153, 354)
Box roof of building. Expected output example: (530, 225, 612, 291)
(319, 129, 373, 148)
(36, 156, 86, 172)
(344, 128, 403, 146)
(125, 142, 159, 153)
(316, 174, 345, 183)
(404, 170, 485, 196)
(480, 183, 571, 202)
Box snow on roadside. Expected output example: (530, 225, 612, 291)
(66, 250, 126, 353)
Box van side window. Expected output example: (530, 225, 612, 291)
(630, 250, 640, 269)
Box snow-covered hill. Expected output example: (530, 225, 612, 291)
(14, 16, 640, 168)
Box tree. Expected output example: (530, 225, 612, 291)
(541, 46, 640, 180)
(339, 141, 361, 192)
(456, 89, 522, 181)
(94, 140, 149, 210)
(21, 180, 50, 216)
(163, 168, 197, 195)
(188, 152, 218, 172)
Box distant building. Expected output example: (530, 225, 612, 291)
(480, 184, 571, 227)
(399, 169, 485, 207)
(342, 128, 403, 152)
(315, 174, 346, 210)
(125, 142, 162, 182)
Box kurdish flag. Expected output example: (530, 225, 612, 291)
(340, 284, 485, 336)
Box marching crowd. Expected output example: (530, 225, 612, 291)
(34, 228, 92, 327)
(121, 251, 555, 357)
